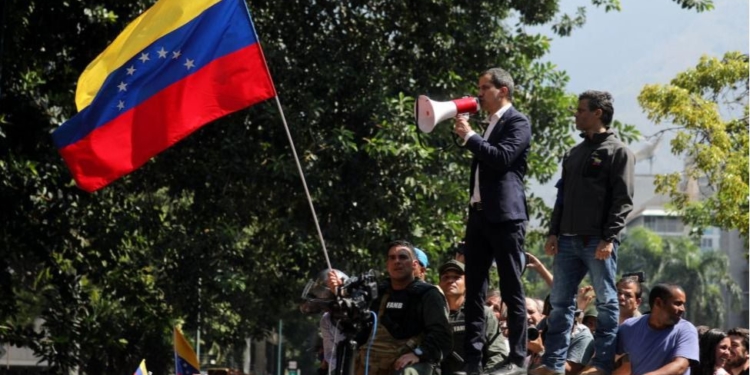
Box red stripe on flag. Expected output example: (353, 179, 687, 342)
(59, 43, 275, 192)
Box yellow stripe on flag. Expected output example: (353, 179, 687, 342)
(137, 359, 148, 375)
(75, 0, 223, 111)
(174, 327, 200, 370)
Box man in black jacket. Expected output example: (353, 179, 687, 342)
(532, 90, 635, 375)
(328, 240, 452, 375)
(453, 67, 531, 375)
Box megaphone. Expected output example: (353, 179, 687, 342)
(415, 95, 480, 133)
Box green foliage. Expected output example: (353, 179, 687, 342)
(672, 0, 714, 12)
(638, 52, 749, 239)
(610, 120, 641, 145)
(619, 227, 742, 328)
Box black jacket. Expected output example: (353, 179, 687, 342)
(359, 280, 453, 364)
(548, 130, 635, 242)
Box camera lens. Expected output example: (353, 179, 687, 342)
(528, 326, 539, 340)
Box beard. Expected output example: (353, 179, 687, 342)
(726, 354, 747, 368)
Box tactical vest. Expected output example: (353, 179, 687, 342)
(377, 280, 434, 340)
(354, 280, 435, 375)
(442, 305, 503, 375)
(441, 306, 467, 375)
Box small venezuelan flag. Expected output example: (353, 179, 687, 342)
(133, 359, 148, 375)
(174, 327, 200, 375)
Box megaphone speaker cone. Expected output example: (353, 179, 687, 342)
(415, 95, 480, 133)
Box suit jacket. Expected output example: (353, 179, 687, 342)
(465, 106, 530, 223)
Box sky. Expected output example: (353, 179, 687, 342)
(527, 0, 750, 225)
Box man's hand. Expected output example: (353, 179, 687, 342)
(577, 285, 595, 311)
(393, 352, 419, 370)
(594, 240, 613, 260)
(526, 252, 542, 269)
(544, 235, 558, 255)
(327, 270, 342, 294)
(527, 334, 544, 354)
(454, 115, 472, 139)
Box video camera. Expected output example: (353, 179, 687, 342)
(330, 270, 380, 333)
(300, 269, 380, 334)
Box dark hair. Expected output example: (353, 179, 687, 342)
(648, 283, 682, 308)
(387, 239, 416, 259)
(699, 328, 729, 375)
(481, 67, 515, 100)
(696, 325, 711, 338)
(579, 90, 614, 126)
(617, 277, 643, 299)
(728, 327, 750, 351)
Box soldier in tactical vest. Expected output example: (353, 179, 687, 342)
(438, 260, 509, 375)
(328, 240, 452, 375)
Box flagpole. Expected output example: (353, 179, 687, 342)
(277, 319, 283, 375)
(244, 1, 333, 271)
(196, 277, 201, 364)
(273, 96, 333, 272)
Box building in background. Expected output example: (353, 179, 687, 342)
(624, 146, 749, 329)
(0, 319, 48, 374)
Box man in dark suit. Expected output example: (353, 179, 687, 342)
(453, 67, 531, 375)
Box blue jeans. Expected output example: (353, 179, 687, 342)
(541, 235, 619, 374)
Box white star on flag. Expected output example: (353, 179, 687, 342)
(117, 100, 125, 110)
(172, 50, 182, 59)
(184, 59, 195, 69)
(139, 52, 150, 63)
(157, 47, 168, 58)
(117, 82, 127, 92)
(126, 66, 136, 75)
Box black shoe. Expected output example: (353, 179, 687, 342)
(454, 363, 483, 375)
(487, 361, 526, 375)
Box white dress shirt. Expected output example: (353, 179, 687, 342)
(463, 103, 512, 204)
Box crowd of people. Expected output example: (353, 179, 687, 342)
(309, 242, 748, 375)
(302, 67, 748, 375)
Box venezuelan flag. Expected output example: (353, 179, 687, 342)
(133, 359, 148, 375)
(52, 0, 276, 192)
(174, 327, 200, 375)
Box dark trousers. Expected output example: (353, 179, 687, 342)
(463, 208, 527, 366)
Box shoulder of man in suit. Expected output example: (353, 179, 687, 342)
(501, 107, 530, 121)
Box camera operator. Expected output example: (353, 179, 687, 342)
(438, 260, 509, 375)
(526, 298, 546, 368)
(328, 240, 452, 375)
(301, 269, 350, 375)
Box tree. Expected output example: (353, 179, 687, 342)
(638, 52, 749, 239)
(619, 227, 742, 328)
